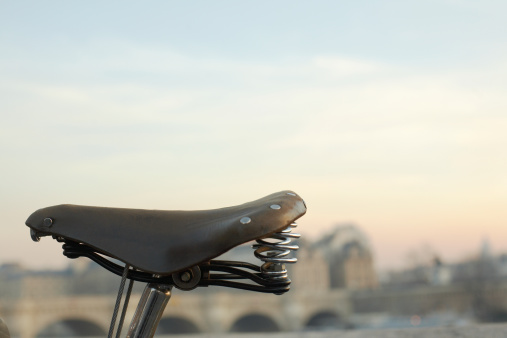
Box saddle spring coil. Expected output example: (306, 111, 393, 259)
(253, 222, 301, 280)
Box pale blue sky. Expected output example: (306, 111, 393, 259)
(1, 1, 506, 270)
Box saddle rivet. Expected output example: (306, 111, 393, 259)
(43, 218, 53, 227)
(287, 192, 296, 196)
(270, 204, 281, 210)
(240, 217, 251, 224)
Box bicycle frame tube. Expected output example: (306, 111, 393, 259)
(126, 283, 172, 338)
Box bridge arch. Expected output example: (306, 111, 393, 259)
(36, 318, 106, 337)
(155, 316, 201, 334)
(230, 313, 280, 333)
(305, 310, 344, 330)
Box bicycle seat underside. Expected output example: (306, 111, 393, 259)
(26, 191, 306, 275)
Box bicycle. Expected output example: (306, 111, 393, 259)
(19, 190, 306, 338)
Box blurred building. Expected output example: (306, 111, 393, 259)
(314, 225, 378, 290)
(383, 239, 507, 290)
(498, 254, 507, 278)
(290, 239, 330, 291)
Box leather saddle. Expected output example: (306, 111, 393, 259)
(26, 191, 306, 275)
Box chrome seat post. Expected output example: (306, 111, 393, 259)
(126, 283, 172, 338)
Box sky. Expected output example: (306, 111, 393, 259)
(1, 0, 506, 271)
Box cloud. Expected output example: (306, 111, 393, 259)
(2, 41, 507, 184)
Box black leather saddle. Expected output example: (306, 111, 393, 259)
(26, 191, 306, 275)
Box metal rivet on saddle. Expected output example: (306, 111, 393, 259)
(43, 217, 53, 227)
(240, 217, 251, 224)
(287, 192, 296, 196)
(270, 204, 281, 210)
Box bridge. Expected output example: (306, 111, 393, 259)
(0, 289, 350, 338)
(2, 282, 507, 337)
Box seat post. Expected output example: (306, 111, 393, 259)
(126, 283, 172, 338)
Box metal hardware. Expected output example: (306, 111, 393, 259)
(126, 283, 172, 338)
(180, 271, 191, 282)
(43, 217, 53, 227)
(240, 217, 251, 224)
(116, 278, 134, 338)
(172, 266, 201, 290)
(270, 204, 281, 210)
(108, 264, 131, 338)
(253, 222, 300, 281)
(287, 192, 296, 196)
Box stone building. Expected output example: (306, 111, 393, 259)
(314, 225, 378, 290)
(290, 240, 330, 291)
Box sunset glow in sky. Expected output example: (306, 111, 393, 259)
(1, 1, 506, 271)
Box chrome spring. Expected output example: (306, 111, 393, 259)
(253, 222, 301, 280)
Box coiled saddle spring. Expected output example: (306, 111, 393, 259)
(253, 222, 301, 280)
(60, 222, 302, 295)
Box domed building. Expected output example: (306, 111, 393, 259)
(314, 225, 378, 290)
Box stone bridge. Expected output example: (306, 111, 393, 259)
(3, 282, 507, 337)
(0, 289, 350, 338)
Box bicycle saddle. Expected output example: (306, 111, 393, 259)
(26, 190, 306, 275)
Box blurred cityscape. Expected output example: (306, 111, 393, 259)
(1, 224, 506, 337)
